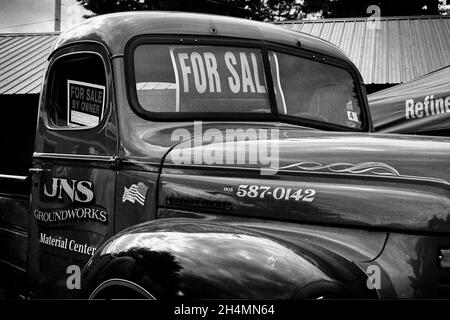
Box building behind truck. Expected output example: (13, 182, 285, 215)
(276, 15, 450, 94)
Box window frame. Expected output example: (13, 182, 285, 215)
(125, 35, 369, 132)
(43, 45, 109, 132)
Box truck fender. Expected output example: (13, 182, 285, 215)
(78, 218, 377, 299)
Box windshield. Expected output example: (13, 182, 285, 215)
(133, 44, 363, 129)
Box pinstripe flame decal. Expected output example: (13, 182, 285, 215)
(278, 161, 401, 176)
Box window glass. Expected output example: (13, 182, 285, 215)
(132, 43, 364, 129)
(134, 45, 271, 113)
(269, 51, 362, 129)
(47, 54, 106, 128)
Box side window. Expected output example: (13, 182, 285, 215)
(47, 53, 106, 128)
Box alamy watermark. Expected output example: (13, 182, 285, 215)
(66, 265, 81, 290)
(367, 5, 381, 30)
(170, 121, 280, 175)
(366, 265, 381, 290)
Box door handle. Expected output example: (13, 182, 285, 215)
(29, 168, 44, 174)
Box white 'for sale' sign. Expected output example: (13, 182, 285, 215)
(169, 46, 270, 112)
(67, 80, 105, 127)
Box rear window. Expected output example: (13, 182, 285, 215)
(132, 43, 363, 129)
(47, 53, 106, 128)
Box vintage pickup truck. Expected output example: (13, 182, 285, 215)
(1, 12, 450, 300)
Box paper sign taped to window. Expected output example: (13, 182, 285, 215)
(67, 80, 105, 127)
(169, 46, 270, 112)
(347, 110, 359, 122)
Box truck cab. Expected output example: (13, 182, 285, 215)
(1, 12, 450, 299)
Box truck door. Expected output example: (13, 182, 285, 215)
(28, 44, 118, 298)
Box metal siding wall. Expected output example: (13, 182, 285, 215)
(340, 21, 356, 56)
(319, 22, 335, 42)
(373, 20, 387, 84)
(410, 20, 428, 78)
(310, 22, 324, 37)
(0, 36, 42, 63)
(0, 34, 57, 94)
(427, 19, 443, 71)
(300, 23, 314, 34)
(361, 22, 376, 83)
(0, 36, 31, 57)
(291, 22, 303, 32)
(330, 21, 345, 47)
(386, 20, 401, 83)
(397, 20, 413, 82)
(351, 21, 366, 77)
(441, 18, 450, 57)
(278, 16, 450, 84)
(430, 20, 448, 67)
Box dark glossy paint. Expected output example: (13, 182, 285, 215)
(79, 219, 377, 299)
(160, 128, 450, 234)
(372, 232, 450, 298)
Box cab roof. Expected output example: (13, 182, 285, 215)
(52, 11, 351, 62)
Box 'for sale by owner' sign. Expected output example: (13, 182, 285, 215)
(169, 46, 270, 112)
(67, 80, 105, 127)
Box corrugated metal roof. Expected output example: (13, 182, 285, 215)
(0, 33, 58, 94)
(276, 16, 450, 84)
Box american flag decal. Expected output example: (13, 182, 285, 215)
(122, 182, 149, 206)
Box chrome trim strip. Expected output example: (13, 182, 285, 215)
(33, 152, 116, 163)
(0, 174, 28, 181)
(89, 278, 156, 300)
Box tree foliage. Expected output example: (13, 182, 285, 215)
(302, 0, 440, 18)
(77, 0, 302, 21)
(78, 0, 442, 21)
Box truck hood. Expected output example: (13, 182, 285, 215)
(160, 129, 450, 234)
(165, 129, 450, 184)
